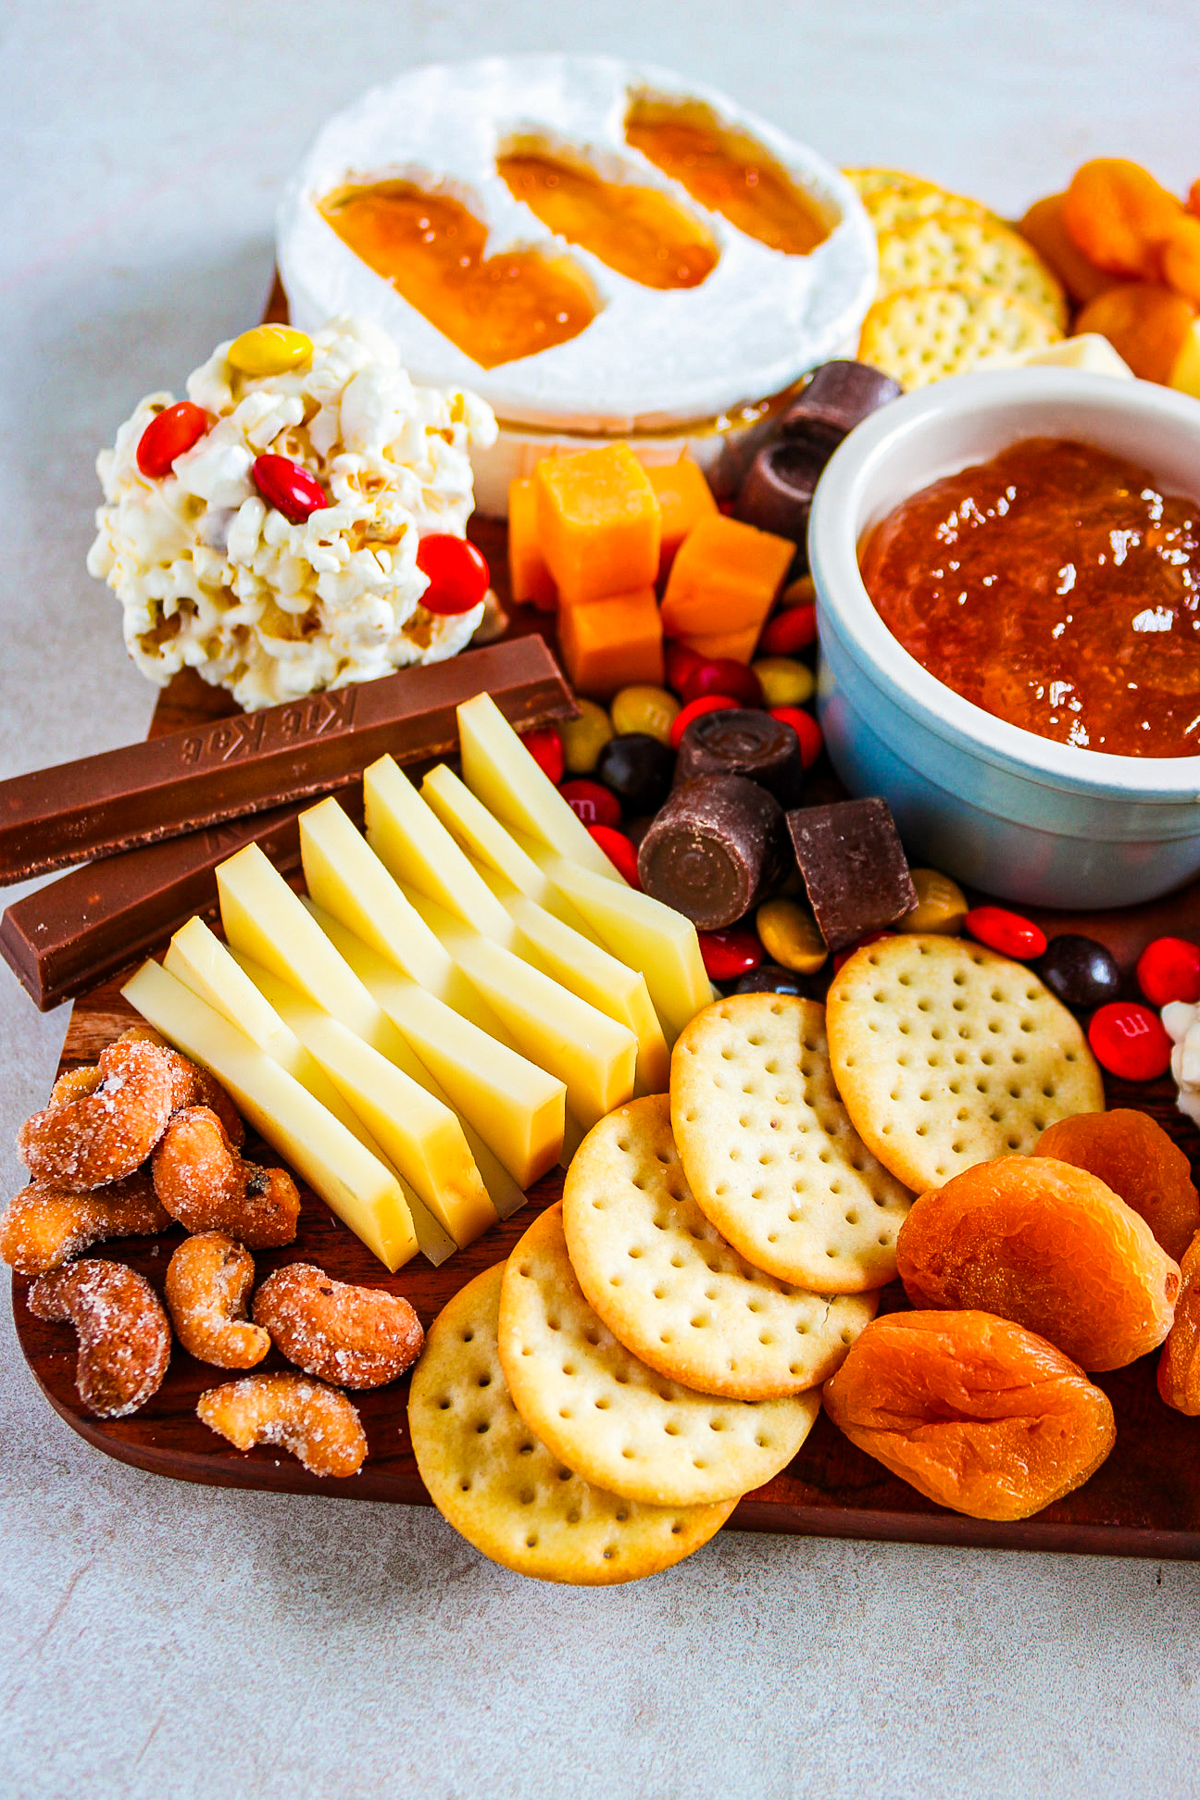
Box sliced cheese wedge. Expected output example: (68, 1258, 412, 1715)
(234, 956, 496, 1249)
(163, 915, 455, 1264)
(215, 840, 516, 1224)
(363, 755, 514, 937)
(121, 959, 419, 1271)
(421, 761, 595, 931)
(309, 903, 564, 1193)
(404, 885, 637, 1127)
(457, 691, 621, 882)
(515, 834, 713, 1045)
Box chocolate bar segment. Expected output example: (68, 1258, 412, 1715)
(0, 636, 573, 884)
(786, 798, 917, 952)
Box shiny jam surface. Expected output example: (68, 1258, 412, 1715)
(319, 181, 596, 368)
(497, 149, 718, 290)
(624, 96, 834, 256)
(861, 438, 1200, 757)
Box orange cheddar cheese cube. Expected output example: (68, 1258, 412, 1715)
(508, 478, 558, 611)
(535, 445, 662, 607)
(660, 514, 794, 639)
(646, 456, 718, 576)
(675, 624, 763, 664)
(558, 587, 664, 698)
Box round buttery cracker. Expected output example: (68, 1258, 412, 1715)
(564, 1094, 877, 1399)
(670, 995, 912, 1291)
(844, 168, 995, 233)
(826, 935, 1105, 1195)
(858, 282, 1061, 389)
(409, 1263, 734, 1584)
(876, 214, 1067, 329)
(498, 1205, 818, 1507)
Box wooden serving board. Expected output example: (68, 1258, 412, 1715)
(13, 494, 1200, 1563)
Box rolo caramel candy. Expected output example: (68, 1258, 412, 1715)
(780, 359, 903, 452)
(638, 775, 787, 931)
(733, 439, 826, 549)
(674, 707, 804, 808)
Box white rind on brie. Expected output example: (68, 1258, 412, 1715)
(277, 55, 877, 434)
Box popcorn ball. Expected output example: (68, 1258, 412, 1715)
(87, 317, 498, 710)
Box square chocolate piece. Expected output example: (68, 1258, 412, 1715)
(786, 798, 917, 952)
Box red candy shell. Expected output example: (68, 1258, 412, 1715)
(416, 533, 491, 616)
(252, 453, 327, 524)
(669, 694, 740, 748)
(680, 659, 765, 709)
(1088, 1002, 1172, 1082)
(770, 706, 823, 770)
(1136, 936, 1200, 1007)
(136, 401, 211, 479)
(760, 603, 817, 657)
(664, 641, 705, 695)
(964, 905, 1048, 961)
(521, 726, 565, 785)
(559, 779, 621, 829)
(588, 825, 641, 887)
(832, 931, 895, 975)
(698, 925, 764, 981)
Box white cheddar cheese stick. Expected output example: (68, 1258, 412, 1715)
(404, 886, 637, 1129)
(164, 916, 455, 1264)
(363, 756, 515, 937)
(310, 903, 565, 1194)
(513, 833, 713, 1046)
(121, 959, 419, 1272)
(215, 841, 517, 1222)
(457, 691, 622, 883)
(422, 765, 669, 1093)
(234, 956, 496, 1250)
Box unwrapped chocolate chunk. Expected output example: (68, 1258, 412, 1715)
(674, 708, 803, 808)
(786, 798, 917, 951)
(639, 776, 787, 931)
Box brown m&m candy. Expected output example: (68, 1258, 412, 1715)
(787, 798, 917, 952)
(638, 775, 786, 931)
(674, 707, 804, 808)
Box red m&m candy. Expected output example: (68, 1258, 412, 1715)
(559, 779, 621, 829)
(770, 706, 823, 770)
(415, 533, 490, 615)
(760, 603, 817, 658)
(964, 905, 1047, 961)
(669, 694, 740, 748)
(252, 453, 327, 524)
(588, 825, 641, 887)
(521, 726, 565, 785)
(664, 641, 705, 695)
(698, 925, 763, 981)
(1088, 1002, 1172, 1082)
(1136, 936, 1200, 1007)
(680, 658, 765, 710)
(136, 401, 211, 478)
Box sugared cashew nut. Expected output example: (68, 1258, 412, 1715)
(118, 1027, 245, 1146)
(164, 1233, 269, 1369)
(18, 1039, 176, 1190)
(0, 1169, 171, 1276)
(196, 1373, 367, 1477)
(27, 1259, 171, 1417)
(252, 1262, 424, 1389)
(151, 1107, 300, 1248)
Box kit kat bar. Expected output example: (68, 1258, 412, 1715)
(0, 635, 574, 884)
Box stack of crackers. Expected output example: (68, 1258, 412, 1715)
(409, 935, 1103, 1584)
(848, 168, 1067, 388)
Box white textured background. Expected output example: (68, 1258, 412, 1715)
(4, 4, 1200, 1794)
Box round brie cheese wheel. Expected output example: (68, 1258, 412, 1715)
(277, 55, 877, 437)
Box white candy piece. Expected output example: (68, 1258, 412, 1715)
(87, 317, 496, 711)
(1162, 1000, 1200, 1126)
(277, 55, 877, 437)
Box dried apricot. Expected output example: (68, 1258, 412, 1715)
(1035, 1109, 1199, 1263)
(1017, 193, 1117, 305)
(1162, 215, 1200, 305)
(1063, 158, 1182, 281)
(823, 1310, 1116, 1520)
(895, 1156, 1179, 1371)
(1074, 282, 1197, 384)
(1158, 1228, 1200, 1414)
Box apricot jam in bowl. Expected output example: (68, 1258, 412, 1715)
(808, 368, 1200, 908)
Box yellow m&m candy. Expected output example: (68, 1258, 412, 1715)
(227, 325, 313, 377)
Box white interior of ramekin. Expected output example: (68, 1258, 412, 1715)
(809, 367, 1200, 803)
